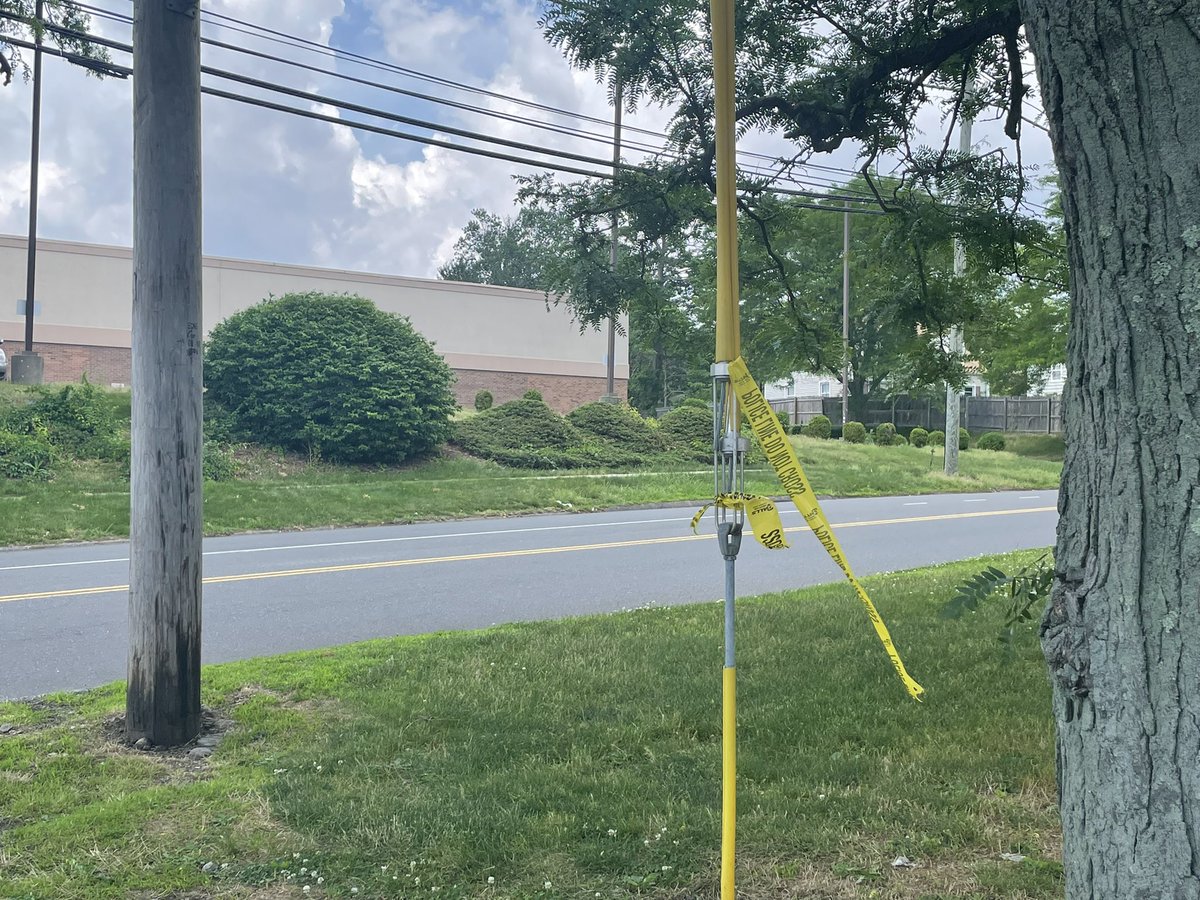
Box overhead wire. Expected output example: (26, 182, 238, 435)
(73, 0, 881, 195)
(3, 28, 887, 217)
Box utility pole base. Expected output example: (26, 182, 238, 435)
(9, 351, 44, 385)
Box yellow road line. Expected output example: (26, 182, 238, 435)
(0, 506, 1055, 605)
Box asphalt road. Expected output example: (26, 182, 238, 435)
(0, 489, 1057, 699)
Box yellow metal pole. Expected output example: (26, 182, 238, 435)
(710, 2, 740, 899)
(712, 0, 740, 365)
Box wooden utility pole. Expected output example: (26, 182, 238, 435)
(603, 78, 623, 402)
(126, 0, 204, 747)
(841, 210, 850, 427)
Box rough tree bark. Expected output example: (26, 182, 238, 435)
(1021, 2, 1200, 896)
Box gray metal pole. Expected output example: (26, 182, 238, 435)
(23, 0, 43, 358)
(604, 79, 623, 400)
(126, 0, 204, 747)
(841, 209, 850, 427)
(944, 89, 974, 475)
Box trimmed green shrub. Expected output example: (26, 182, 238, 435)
(203, 442, 238, 481)
(977, 431, 1006, 451)
(0, 430, 58, 480)
(678, 397, 709, 410)
(775, 410, 791, 430)
(2, 380, 128, 462)
(843, 421, 867, 444)
(522, 389, 544, 402)
(909, 426, 929, 448)
(804, 414, 832, 439)
(873, 422, 898, 446)
(928, 429, 946, 447)
(203, 397, 239, 445)
(568, 402, 661, 449)
(960, 427, 971, 450)
(658, 405, 713, 461)
(789, 424, 806, 436)
(474, 390, 494, 412)
(205, 292, 456, 465)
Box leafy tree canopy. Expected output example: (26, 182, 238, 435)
(1, 1, 110, 87)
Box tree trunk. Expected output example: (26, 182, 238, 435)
(1021, 3, 1200, 896)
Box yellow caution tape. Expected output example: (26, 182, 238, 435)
(720, 356, 925, 701)
(690, 492, 789, 550)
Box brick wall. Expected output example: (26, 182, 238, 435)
(7, 344, 626, 413)
(452, 368, 627, 412)
(15, 342, 134, 386)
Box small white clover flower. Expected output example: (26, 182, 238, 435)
(544, 881, 552, 889)
(487, 876, 495, 884)
(606, 829, 617, 837)
(351, 889, 359, 895)
(302, 888, 310, 895)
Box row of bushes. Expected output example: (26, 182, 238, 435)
(0, 381, 130, 481)
(791, 414, 1005, 451)
(451, 398, 713, 469)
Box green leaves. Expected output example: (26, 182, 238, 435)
(943, 554, 1055, 655)
(204, 293, 456, 466)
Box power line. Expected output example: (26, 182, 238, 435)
(27, 18, 884, 209)
(74, 0, 881, 195)
(5, 31, 887, 217)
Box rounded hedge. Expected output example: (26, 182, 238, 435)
(874, 422, 898, 446)
(568, 402, 660, 448)
(658, 405, 712, 459)
(205, 292, 456, 464)
(522, 389, 544, 402)
(843, 421, 867, 444)
(977, 431, 1006, 451)
(451, 398, 646, 469)
(805, 414, 832, 439)
(959, 427, 971, 450)
(929, 429, 946, 447)
(909, 426, 929, 448)
(474, 390, 494, 412)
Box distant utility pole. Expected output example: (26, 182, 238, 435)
(126, 0, 204, 747)
(602, 78, 623, 403)
(944, 90, 975, 476)
(12, 0, 45, 384)
(841, 210, 850, 427)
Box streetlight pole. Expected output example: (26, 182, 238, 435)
(944, 93, 974, 475)
(603, 78, 623, 403)
(13, 0, 46, 384)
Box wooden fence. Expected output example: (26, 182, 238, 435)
(768, 394, 1064, 434)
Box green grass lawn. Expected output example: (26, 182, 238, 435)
(0, 438, 1061, 547)
(0, 552, 1061, 899)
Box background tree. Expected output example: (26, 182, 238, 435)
(438, 207, 566, 290)
(967, 192, 1068, 395)
(540, 1, 1199, 896)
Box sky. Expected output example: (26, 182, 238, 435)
(0, 0, 1055, 280)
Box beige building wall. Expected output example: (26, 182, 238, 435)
(0, 235, 628, 410)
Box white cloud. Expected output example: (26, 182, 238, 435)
(0, 0, 1056, 286)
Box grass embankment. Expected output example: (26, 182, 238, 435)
(0, 553, 1060, 899)
(0, 379, 1060, 547)
(0, 439, 1062, 547)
